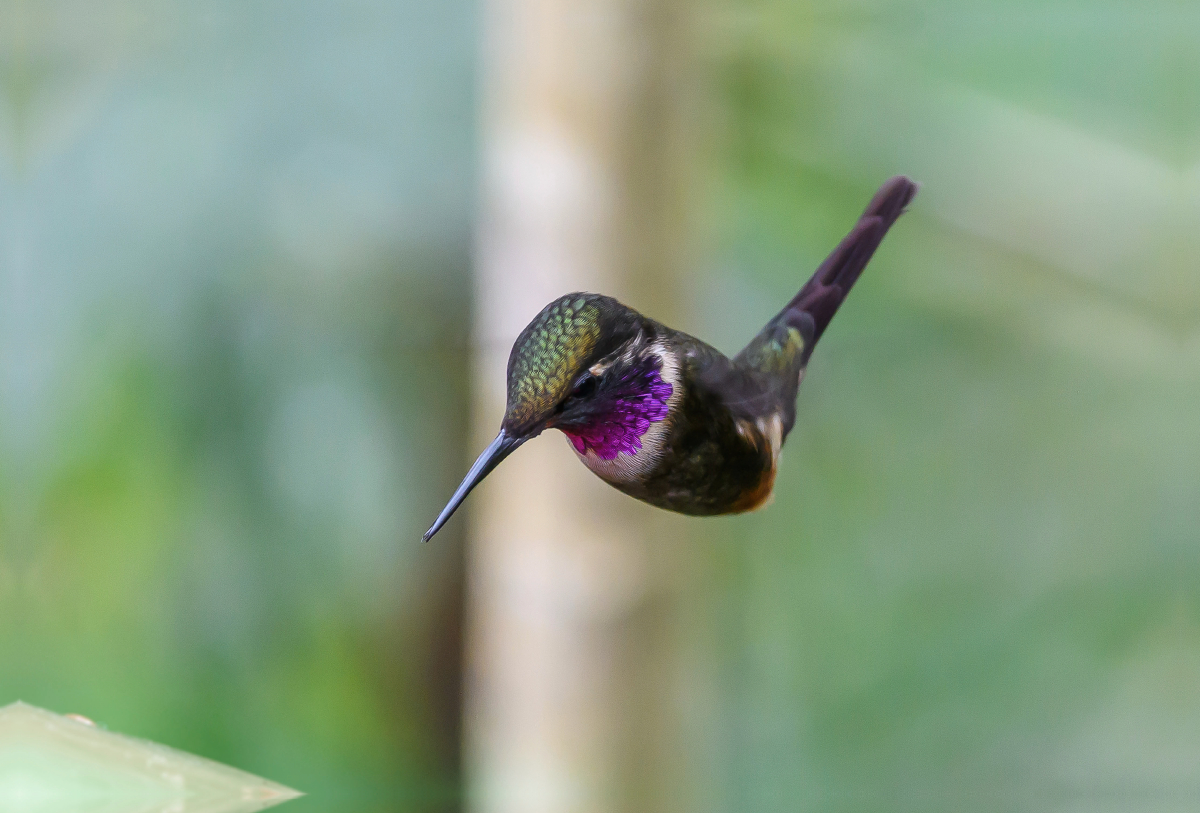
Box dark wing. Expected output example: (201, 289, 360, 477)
(685, 335, 788, 426)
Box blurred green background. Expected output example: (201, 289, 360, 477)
(1, 2, 474, 810)
(2, 1, 1198, 812)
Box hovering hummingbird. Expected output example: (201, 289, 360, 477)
(423, 176, 917, 542)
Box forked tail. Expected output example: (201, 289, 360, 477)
(789, 175, 918, 358)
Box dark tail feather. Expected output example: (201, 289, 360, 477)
(788, 175, 918, 353)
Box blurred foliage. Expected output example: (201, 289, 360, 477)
(0, 2, 475, 811)
(695, 2, 1200, 812)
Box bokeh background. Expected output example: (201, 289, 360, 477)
(2, 1, 1198, 813)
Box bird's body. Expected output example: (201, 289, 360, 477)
(423, 176, 918, 541)
(559, 316, 784, 515)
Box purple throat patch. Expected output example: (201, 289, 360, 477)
(564, 357, 673, 460)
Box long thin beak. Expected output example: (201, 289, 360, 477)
(422, 429, 527, 542)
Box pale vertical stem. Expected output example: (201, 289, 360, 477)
(466, 1, 703, 812)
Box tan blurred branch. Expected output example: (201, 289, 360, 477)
(466, 1, 705, 812)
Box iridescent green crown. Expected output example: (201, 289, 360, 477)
(504, 294, 605, 427)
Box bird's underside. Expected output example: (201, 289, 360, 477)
(586, 325, 788, 515)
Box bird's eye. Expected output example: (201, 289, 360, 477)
(570, 374, 597, 400)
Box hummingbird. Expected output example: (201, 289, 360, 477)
(423, 176, 917, 542)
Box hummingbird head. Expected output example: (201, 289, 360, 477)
(423, 293, 677, 541)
